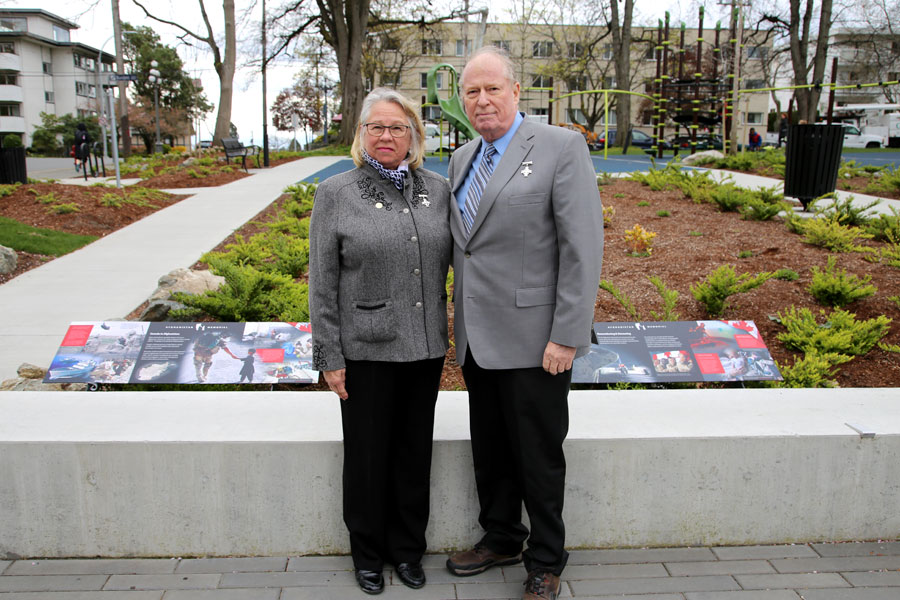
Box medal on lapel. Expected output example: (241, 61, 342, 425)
(520, 161, 533, 177)
(418, 194, 430, 207)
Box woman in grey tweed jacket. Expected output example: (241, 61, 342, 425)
(308, 88, 451, 595)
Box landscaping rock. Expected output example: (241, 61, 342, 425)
(17, 363, 46, 379)
(181, 157, 198, 167)
(682, 150, 724, 166)
(148, 268, 224, 303)
(140, 299, 187, 321)
(0, 362, 87, 391)
(0, 245, 16, 274)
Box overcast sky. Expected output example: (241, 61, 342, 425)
(15, 0, 736, 146)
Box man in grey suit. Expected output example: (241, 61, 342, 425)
(445, 46, 604, 600)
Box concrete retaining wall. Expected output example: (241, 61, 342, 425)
(2, 388, 898, 558)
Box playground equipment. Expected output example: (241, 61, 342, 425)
(426, 63, 476, 141)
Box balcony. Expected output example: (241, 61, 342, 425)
(0, 116, 25, 132)
(0, 53, 21, 72)
(0, 85, 23, 103)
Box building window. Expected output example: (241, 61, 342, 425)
(74, 55, 96, 70)
(0, 17, 26, 32)
(0, 42, 15, 54)
(380, 35, 400, 51)
(422, 39, 443, 56)
(645, 43, 656, 60)
(566, 108, 587, 125)
(43, 62, 52, 74)
(0, 72, 17, 85)
(641, 110, 653, 125)
(45, 91, 55, 103)
(76, 81, 97, 98)
(603, 76, 617, 89)
(744, 79, 764, 89)
(568, 42, 584, 59)
(0, 103, 20, 116)
(746, 46, 767, 59)
(532, 41, 553, 58)
(531, 108, 548, 116)
(423, 105, 441, 121)
(602, 44, 612, 60)
(747, 112, 763, 124)
(567, 75, 587, 92)
(380, 72, 399, 87)
(492, 40, 510, 52)
(531, 74, 551, 88)
(421, 72, 442, 89)
(77, 109, 98, 119)
(53, 25, 70, 42)
(889, 72, 899, 82)
(456, 39, 473, 56)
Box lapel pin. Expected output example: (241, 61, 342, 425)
(419, 194, 430, 207)
(520, 161, 533, 177)
(375, 202, 383, 209)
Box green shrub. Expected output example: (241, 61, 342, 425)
(863, 165, 900, 196)
(647, 276, 681, 321)
(752, 185, 784, 205)
(737, 250, 753, 258)
(776, 305, 891, 356)
(99, 193, 123, 208)
(599, 279, 640, 320)
(656, 209, 670, 217)
(36, 192, 58, 204)
(0, 183, 19, 197)
(771, 351, 847, 388)
(172, 258, 309, 322)
(815, 195, 881, 227)
(690, 264, 774, 317)
(808, 255, 876, 308)
(865, 207, 900, 242)
(801, 216, 873, 252)
(637, 200, 650, 207)
(49, 202, 79, 214)
(710, 185, 751, 212)
(773, 268, 799, 281)
(740, 198, 787, 221)
(2, 133, 22, 148)
(783, 211, 807, 234)
(675, 169, 718, 203)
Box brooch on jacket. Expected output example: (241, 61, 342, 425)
(410, 173, 430, 208)
(520, 161, 533, 177)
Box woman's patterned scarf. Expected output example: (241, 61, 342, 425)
(362, 149, 408, 191)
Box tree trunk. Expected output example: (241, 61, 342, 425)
(112, 0, 131, 157)
(789, 0, 832, 123)
(213, 0, 237, 143)
(610, 0, 633, 148)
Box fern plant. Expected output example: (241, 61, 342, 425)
(808, 255, 876, 308)
(801, 215, 873, 252)
(690, 265, 774, 317)
(770, 351, 847, 388)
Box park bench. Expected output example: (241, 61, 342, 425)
(220, 137, 260, 172)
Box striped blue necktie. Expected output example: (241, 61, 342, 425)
(462, 142, 497, 235)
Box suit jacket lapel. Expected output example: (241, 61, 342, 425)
(466, 122, 535, 241)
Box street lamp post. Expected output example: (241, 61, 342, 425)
(148, 60, 163, 154)
(95, 30, 137, 158)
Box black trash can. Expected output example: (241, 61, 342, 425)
(783, 124, 843, 210)
(0, 147, 27, 184)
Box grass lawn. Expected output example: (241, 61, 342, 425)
(0, 216, 98, 256)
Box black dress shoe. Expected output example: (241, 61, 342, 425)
(396, 562, 426, 589)
(355, 569, 384, 595)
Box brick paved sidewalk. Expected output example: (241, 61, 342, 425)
(2, 542, 898, 599)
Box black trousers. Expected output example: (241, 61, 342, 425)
(340, 356, 444, 571)
(462, 348, 571, 575)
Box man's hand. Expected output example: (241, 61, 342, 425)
(542, 341, 577, 375)
(324, 368, 348, 400)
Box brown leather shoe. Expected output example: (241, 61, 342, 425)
(522, 570, 560, 600)
(446, 544, 523, 576)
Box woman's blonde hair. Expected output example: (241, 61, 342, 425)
(350, 88, 426, 170)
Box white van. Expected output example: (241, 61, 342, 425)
(817, 122, 885, 148)
(424, 122, 456, 154)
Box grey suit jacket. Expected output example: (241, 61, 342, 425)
(308, 164, 452, 371)
(449, 118, 604, 369)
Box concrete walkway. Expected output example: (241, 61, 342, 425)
(1, 542, 897, 598)
(0, 156, 345, 382)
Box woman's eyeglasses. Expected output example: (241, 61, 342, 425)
(363, 123, 410, 137)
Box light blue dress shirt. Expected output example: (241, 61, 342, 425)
(456, 111, 526, 214)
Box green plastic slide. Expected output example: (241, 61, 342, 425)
(426, 63, 477, 140)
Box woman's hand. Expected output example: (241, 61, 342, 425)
(324, 369, 348, 400)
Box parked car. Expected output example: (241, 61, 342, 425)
(199, 140, 213, 149)
(814, 122, 884, 148)
(424, 122, 457, 154)
(669, 133, 724, 151)
(598, 129, 671, 151)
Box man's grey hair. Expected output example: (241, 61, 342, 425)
(460, 45, 518, 87)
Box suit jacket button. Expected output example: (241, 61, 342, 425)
(464, 252, 471, 258)
(410, 236, 418, 242)
(415, 301, 423, 308)
(414, 268, 421, 275)
(402, 208, 410, 214)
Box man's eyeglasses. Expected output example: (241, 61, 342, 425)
(363, 123, 410, 137)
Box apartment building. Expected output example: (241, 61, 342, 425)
(826, 28, 900, 107)
(369, 20, 772, 137)
(0, 8, 115, 147)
